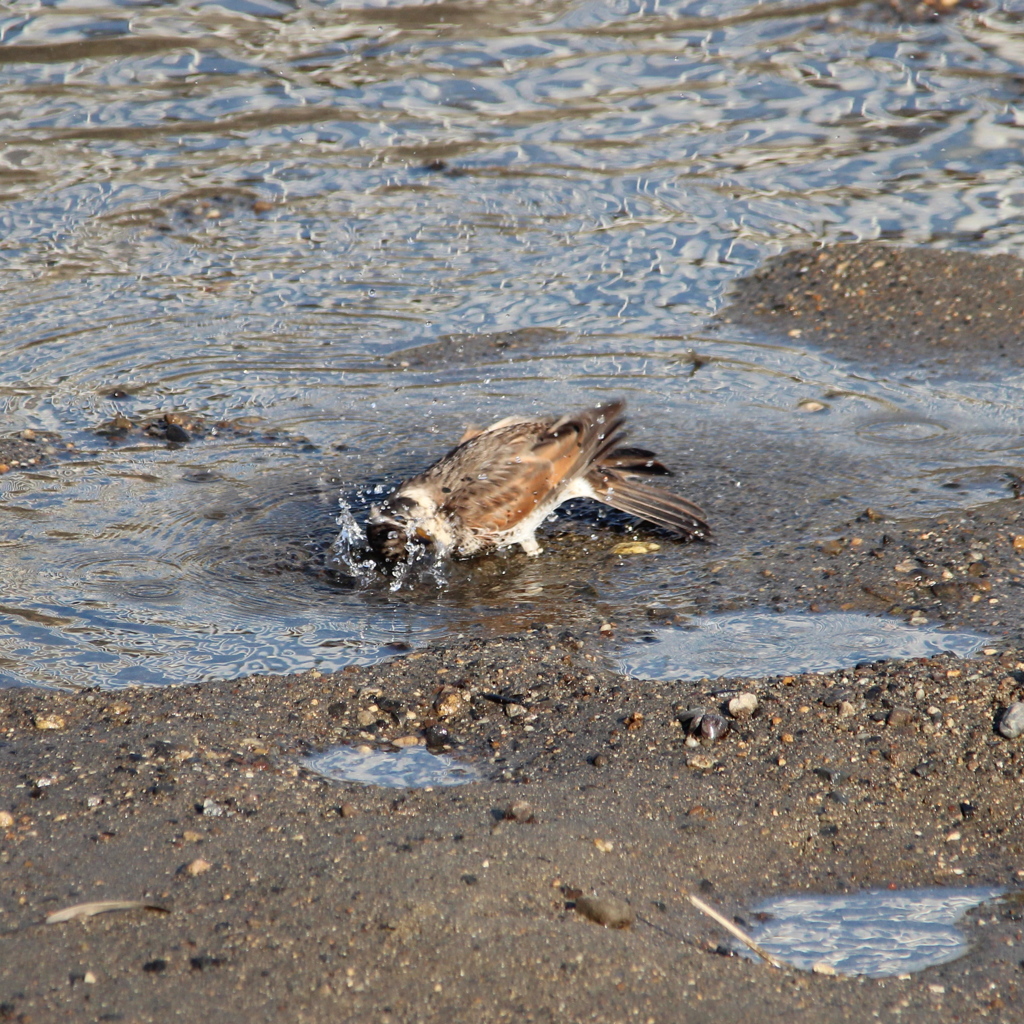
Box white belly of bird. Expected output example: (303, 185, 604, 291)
(466, 475, 599, 556)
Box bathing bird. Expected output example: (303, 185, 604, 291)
(365, 399, 708, 560)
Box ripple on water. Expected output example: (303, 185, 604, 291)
(737, 887, 1005, 977)
(617, 612, 989, 682)
(304, 745, 480, 789)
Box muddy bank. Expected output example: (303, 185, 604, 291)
(4, 239, 1024, 1022)
(2, 635, 1024, 1023)
(0, 431, 68, 476)
(716, 243, 1024, 375)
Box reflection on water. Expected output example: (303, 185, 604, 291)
(617, 612, 989, 681)
(1, 0, 1024, 688)
(304, 744, 481, 789)
(738, 887, 1005, 977)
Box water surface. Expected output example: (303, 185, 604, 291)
(617, 611, 990, 681)
(2, 0, 1024, 688)
(739, 886, 1006, 977)
(304, 743, 481, 788)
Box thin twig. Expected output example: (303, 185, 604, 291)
(682, 890, 785, 969)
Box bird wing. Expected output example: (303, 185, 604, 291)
(586, 466, 709, 539)
(428, 401, 627, 535)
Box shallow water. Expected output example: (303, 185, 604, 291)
(304, 743, 480, 788)
(617, 611, 990, 680)
(3, 0, 1024, 688)
(738, 886, 1005, 977)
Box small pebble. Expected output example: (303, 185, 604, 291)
(611, 541, 660, 555)
(687, 754, 715, 770)
(184, 858, 211, 876)
(886, 707, 916, 728)
(574, 896, 634, 929)
(699, 713, 729, 742)
(201, 798, 224, 817)
(822, 688, 852, 708)
(165, 423, 191, 443)
(391, 735, 420, 747)
(504, 703, 527, 719)
(0, 811, 14, 828)
(32, 714, 66, 731)
(424, 724, 451, 749)
(435, 692, 463, 719)
(728, 693, 758, 718)
(998, 702, 1024, 739)
(339, 803, 358, 818)
(504, 800, 533, 823)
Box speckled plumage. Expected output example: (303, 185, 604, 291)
(366, 400, 708, 559)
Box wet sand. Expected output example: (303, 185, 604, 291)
(3, 243, 1024, 1022)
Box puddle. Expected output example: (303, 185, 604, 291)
(303, 744, 481, 789)
(737, 887, 1005, 978)
(618, 612, 989, 682)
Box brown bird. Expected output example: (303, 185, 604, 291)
(365, 399, 708, 560)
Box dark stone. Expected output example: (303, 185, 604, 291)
(189, 955, 224, 970)
(164, 423, 191, 443)
(887, 707, 916, 728)
(822, 689, 853, 708)
(424, 724, 452, 749)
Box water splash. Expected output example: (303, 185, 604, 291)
(330, 495, 450, 593)
(329, 497, 378, 583)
